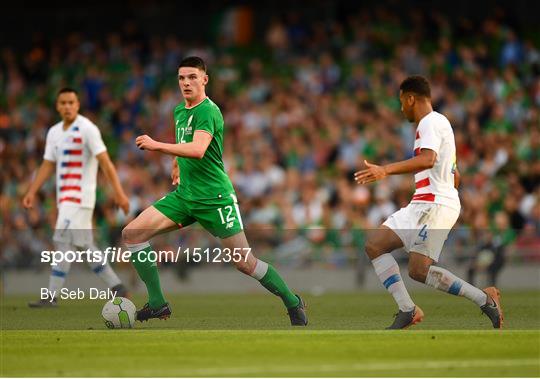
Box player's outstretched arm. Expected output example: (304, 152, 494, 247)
(22, 160, 55, 209)
(96, 151, 130, 214)
(354, 149, 436, 185)
(135, 131, 212, 159)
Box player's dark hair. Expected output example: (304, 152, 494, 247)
(178, 56, 207, 72)
(399, 76, 431, 98)
(57, 87, 78, 98)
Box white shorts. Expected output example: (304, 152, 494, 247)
(382, 203, 460, 262)
(53, 205, 94, 247)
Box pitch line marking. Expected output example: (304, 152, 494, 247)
(129, 358, 539, 376)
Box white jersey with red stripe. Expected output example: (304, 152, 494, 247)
(411, 111, 460, 211)
(43, 114, 107, 209)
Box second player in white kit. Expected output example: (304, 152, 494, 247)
(45, 114, 107, 246)
(354, 76, 503, 330)
(23, 88, 131, 307)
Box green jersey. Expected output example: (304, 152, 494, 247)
(173, 97, 235, 203)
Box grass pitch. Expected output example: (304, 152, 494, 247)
(1, 291, 539, 376)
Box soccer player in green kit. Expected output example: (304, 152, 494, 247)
(123, 56, 307, 325)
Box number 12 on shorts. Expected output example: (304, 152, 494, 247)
(216, 195, 244, 231)
(218, 205, 234, 224)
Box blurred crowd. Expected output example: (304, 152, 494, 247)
(1, 6, 539, 274)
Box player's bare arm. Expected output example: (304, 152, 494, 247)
(454, 166, 461, 189)
(96, 151, 130, 214)
(354, 149, 436, 185)
(171, 158, 179, 185)
(135, 130, 212, 159)
(22, 160, 55, 209)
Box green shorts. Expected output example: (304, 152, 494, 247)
(153, 191, 244, 239)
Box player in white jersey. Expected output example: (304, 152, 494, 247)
(22, 88, 131, 307)
(354, 76, 503, 329)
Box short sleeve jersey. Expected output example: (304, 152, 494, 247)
(411, 111, 461, 211)
(43, 114, 106, 208)
(173, 97, 235, 203)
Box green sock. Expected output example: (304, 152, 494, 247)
(130, 246, 167, 309)
(259, 264, 300, 308)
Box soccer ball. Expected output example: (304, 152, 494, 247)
(101, 297, 136, 329)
